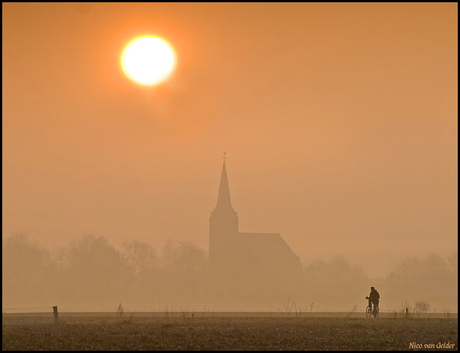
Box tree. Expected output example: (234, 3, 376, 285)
(155, 239, 208, 301)
(51, 246, 70, 270)
(160, 239, 207, 276)
(2, 233, 54, 306)
(446, 253, 457, 274)
(383, 253, 458, 311)
(65, 235, 127, 301)
(391, 253, 452, 276)
(303, 255, 369, 309)
(121, 240, 158, 275)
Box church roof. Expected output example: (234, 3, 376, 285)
(237, 232, 300, 262)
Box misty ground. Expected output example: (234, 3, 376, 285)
(2, 314, 457, 351)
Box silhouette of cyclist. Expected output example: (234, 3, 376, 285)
(366, 286, 380, 315)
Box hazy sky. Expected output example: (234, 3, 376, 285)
(3, 3, 457, 277)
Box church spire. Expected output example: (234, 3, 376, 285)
(209, 154, 239, 274)
(216, 159, 232, 209)
(212, 153, 236, 212)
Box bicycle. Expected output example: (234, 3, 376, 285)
(365, 297, 379, 318)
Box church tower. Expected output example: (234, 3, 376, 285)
(207, 157, 304, 301)
(209, 159, 238, 278)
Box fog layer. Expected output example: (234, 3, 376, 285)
(3, 233, 457, 313)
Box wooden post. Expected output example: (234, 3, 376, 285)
(53, 306, 58, 322)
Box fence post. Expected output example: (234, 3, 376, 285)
(53, 306, 58, 322)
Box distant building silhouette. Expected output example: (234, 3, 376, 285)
(209, 160, 303, 300)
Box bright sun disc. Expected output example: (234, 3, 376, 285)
(122, 36, 176, 86)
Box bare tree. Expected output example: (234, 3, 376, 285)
(122, 240, 158, 275)
(160, 239, 207, 275)
(2, 233, 54, 305)
(51, 246, 70, 270)
(414, 301, 431, 317)
(66, 235, 126, 301)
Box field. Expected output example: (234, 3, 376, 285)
(2, 313, 458, 350)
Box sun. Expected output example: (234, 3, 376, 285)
(121, 36, 176, 86)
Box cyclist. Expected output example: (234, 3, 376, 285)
(366, 287, 380, 316)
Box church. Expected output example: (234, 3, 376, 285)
(209, 159, 303, 300)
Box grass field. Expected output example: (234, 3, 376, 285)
(2, 314, 458, 350)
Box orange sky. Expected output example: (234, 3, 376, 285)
(3, 3, 457, 277)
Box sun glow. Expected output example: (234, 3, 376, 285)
(122, 36, 176, 86)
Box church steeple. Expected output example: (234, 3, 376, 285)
(209, 156, 239, 279)
(210, 156, 238, 236)
(213, 160, 235, 212)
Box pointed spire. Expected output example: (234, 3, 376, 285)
(213, 153, 236, 212)
(216, 160, 232, 208)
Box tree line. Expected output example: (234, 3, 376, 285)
(2, 233, 208, 309)
(2, 233, 457, 312)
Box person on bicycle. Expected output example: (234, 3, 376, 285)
(366, 287, 380, 314)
